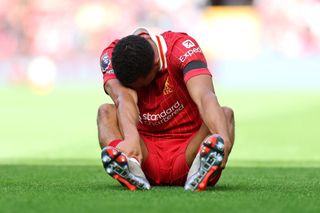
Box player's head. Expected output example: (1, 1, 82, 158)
(112, 35, 159, 89)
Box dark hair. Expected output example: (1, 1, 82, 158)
(111, 35, 154, 86)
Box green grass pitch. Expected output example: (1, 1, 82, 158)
(1, 86, 320, 213)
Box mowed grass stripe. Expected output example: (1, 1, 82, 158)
(1, 164, 319, 213)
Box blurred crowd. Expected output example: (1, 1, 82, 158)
(255, 0, 320, 56)
(0, 0, 207, 60)
(0, 0, 205, 87)
(0, 0, 319, 88)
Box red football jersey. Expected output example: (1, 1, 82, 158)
(100, 28, 212, 142)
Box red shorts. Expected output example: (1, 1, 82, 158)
(141, 134, 222, 186)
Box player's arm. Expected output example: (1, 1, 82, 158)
(99, 43, 142, 162)
(104, 78, 142, 162)
(170, 33, 232, 168)
(186, 75, 232, 168)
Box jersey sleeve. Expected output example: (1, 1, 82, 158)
(169, 34, 212, 83)
(100, 39, 119, 84)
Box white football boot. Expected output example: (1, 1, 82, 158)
(184, 134, 224, 191)
(101, 146, 151, 190)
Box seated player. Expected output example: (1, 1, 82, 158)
(97, 27, 235, 191)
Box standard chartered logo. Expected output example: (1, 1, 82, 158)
(140, 101, 184, 125)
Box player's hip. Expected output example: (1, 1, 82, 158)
(140, 133, 195, 185)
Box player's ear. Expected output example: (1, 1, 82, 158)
(152, 49, 160, 66)
(154, 57, 160, 66)
(147, 39, 158, 65)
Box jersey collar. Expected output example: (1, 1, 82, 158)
(132, 27, 167, 71)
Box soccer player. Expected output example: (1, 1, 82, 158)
(97, 27, 235, 191)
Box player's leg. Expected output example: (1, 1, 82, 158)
(97, 103, 150, 190)
(185, 106, 234, 164)
(224, 106, 235, 146)
(185, 123, 210, 166)
(97, 103, 123, 148)
(221, 106, 235, 168)
(184, 106, 235, 191)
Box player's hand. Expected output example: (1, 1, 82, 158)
(116, 140, 143, 164)
(220, 139, 232, 169)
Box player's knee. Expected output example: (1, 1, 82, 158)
(222, 106, 234, 124)
(97, 104, 116, 121)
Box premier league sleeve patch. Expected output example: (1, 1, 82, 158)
(100, 54, 113, 74)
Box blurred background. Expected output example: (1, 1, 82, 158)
(1, 0, 319, 164)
